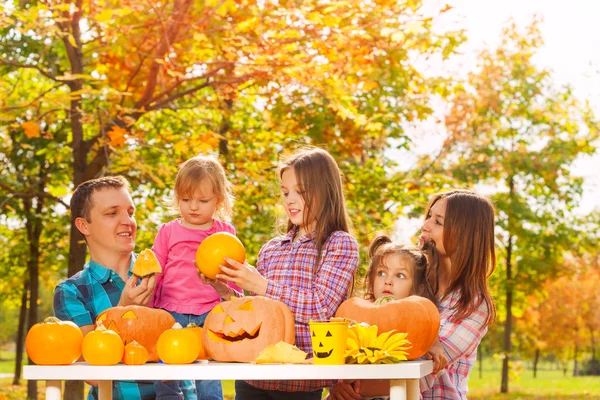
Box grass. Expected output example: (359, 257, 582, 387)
(1, 350, 598, 399)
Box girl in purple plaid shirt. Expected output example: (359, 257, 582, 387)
(206, 148, 360, 400)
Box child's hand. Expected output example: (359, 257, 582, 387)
(217, 258, 268, 296)
(425, 338, 448, 374)
(195, 260, 233, 300)
(327, 380, 364, 400)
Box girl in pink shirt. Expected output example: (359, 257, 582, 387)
(149, 155, 238, 400)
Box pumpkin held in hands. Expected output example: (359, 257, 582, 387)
(157, 323, 200, 364)
(25, 317, 83, 365)
(131, 249, 162, 277)
(335, 295, 440, 360)
(196, 232, 245, 280)
(202, 296, 295, 362)
(96, 306, 175, 362)
(82, 321, 124, 365)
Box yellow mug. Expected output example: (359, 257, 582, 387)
(309, 319, 348, 365)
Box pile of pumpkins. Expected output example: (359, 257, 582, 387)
(25, 296, 295, 366)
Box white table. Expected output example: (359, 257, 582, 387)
(24, 360, 432, 400)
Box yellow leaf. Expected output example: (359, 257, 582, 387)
(255, 342, 308, 364)
(391, 31, 405, 43)
(22, 121, 41, 138)
(67, 34, 77, 48)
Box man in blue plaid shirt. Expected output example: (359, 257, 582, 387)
(54, 176, 196, 400)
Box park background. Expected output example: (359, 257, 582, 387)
(1, 0, 599, 398)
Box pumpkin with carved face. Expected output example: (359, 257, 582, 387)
(202, 296, 295, 362)
(96, 306, 175, 362)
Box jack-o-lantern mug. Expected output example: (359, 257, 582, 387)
(309, 319, 348, 365)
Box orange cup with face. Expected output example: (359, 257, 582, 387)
(309, 319, 348, 365)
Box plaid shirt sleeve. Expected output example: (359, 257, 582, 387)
(439, 299, 488, 365)
(54, 282, 95, 327)
(265, 232, 359, 323)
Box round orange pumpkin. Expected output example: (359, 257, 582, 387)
(335, 295, 440, 360)
(123, 340, 149, 365)
(96, 305, 175, 362)
(25, 317, 83, 365)
(202, 296, 295, 362)
(157, 323, 200, 364)
(196, 232, 245, 279)
(82, 321, 124, 365)
(189, 324, 208, 360)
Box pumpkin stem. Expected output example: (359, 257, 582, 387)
(96, 320, 108, 331)
(43, 316, 61, 324)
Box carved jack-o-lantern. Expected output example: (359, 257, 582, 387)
(96, 305, 175, 362)
(202, 296, 295, 362)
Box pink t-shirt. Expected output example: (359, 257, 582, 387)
(149, 218, 238, 315)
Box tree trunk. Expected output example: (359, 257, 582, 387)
(591, 330, 597, 375)
(478, 346, 483, 379)
(500, 235, 513, 393)
(533, 348, 539, 378)
(13, 280, 29, 385)
(573, 343, 579, 377)
(25, 206, 42, 400)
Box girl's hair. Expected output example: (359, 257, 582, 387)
(279, 147, 353, 269)
(363, 234, 436, 303)
(169, 155, 234, 221)
(424, 189, 496, 328)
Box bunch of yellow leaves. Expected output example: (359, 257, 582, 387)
(345, 322, 411, 364)
(254, 341, 310, 364)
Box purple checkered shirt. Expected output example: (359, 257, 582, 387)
(420, 290, 489, 399)
(245, 227, 359, 392)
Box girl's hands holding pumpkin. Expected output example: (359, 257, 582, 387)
(217, 258, 268, 296)
(199, 272, 233, 300)
(327, 380, 364, 400)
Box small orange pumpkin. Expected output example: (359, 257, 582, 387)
(96, 306, 175, 361)
(196, 232, 245, 279)
(82, 321, 124, 365)
(157, 323, 200, 364)
(123, 340, 149, 365)
(25, 317, 83, 365)
(189, 324, 208, 360)
(202, 296, 295, 362)
(335, 295, 440, 360)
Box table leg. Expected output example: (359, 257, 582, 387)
(98, 380, 113, 400)
(407, 379, 419, 399)
(45, 380, 61, 400)
(389, 379, 407, 400)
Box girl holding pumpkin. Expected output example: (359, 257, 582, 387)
(327, 235, 447, 400)
(149, 155, 238, 400)
(206, 147, 360, 399)
(418, 189, 496, 399)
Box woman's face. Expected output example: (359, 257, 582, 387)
(420, 198, 447, 256)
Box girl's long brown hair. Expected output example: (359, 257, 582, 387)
(279, 147, 353, 271)
(424, 190, 496, 328)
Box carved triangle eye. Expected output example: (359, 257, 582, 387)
(236, 301, 253, 311)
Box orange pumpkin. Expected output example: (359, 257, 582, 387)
(189, 324, 208, 360)
(335, 295, 440, 360)
(96, 306, 175, 362)
(202, 296, 295, 362)
(25, 317, 83, 365)
(196, 232, 245, 279)
(131, 249, 162, 277)
(82, 321, 124, 365)
(123, 340, 149, 365)
(157, 323, 200, 364)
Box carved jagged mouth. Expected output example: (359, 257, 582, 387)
(209, 326, 261, 342)
(314, 349, 333, 358)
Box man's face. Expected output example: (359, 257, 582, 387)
(76, 187, 136, 256)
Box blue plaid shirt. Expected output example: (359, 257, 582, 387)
(54, 255, 197, 400)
